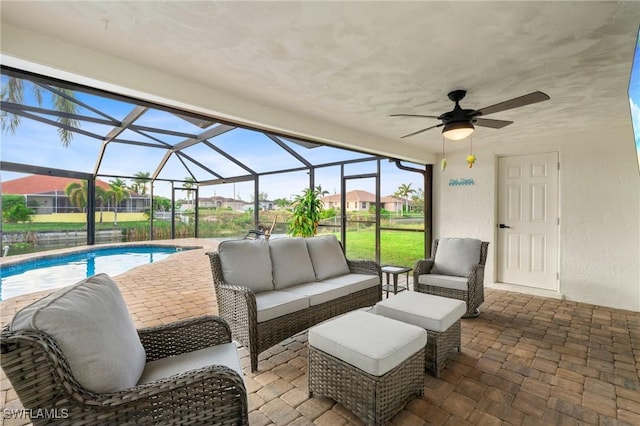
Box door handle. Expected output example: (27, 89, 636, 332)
(499, 224, 511, 229)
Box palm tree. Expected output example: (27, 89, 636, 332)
(95, 186, 109, 223)
(64, 181, 88, 212)
(395, 183, 416, 214)
(133, 171, 151, 195)
(108, 178, 129, 225)
(183, 177, 195, 209)
(1, 78, 80, 147)
(274, 198, 290, 210)
(315, 185, 329, 197)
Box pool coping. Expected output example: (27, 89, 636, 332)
(0, 241, 204, 269)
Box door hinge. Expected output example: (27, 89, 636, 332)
(557, 162, 560, 171)
(557, 217, 560, 225)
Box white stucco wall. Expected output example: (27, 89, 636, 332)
(433, 125, 640, 312)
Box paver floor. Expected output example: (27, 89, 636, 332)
(1, 238, 639, 425)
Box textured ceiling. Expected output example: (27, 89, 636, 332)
(1, 1, 639, 161)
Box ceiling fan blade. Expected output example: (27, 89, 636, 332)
(474, 118, 513, 129)
(390, 113, 441, 119)
(400, 123, 443, 139)
(474, 91, 550, 116)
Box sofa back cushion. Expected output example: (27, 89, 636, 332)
(431, 237, 482, 277)
(10, 273, 146, 393)
(218, 239, 274, 293)
(269, 237, 317, 289)
(306, 235, 350, 280)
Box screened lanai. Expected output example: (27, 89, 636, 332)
(1, 66, 431, 264)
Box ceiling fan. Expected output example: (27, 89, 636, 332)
(391, 90, 550, 140)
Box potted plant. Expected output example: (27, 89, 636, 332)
(287, 187, 324, 237)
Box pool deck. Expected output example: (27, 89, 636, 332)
(1, 238, 639, 426)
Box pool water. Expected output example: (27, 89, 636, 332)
(0, 246, 190, 301)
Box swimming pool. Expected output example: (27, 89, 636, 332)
(0, 245, 193, 301)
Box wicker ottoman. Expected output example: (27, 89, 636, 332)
(308, 310, 427, 426)
(375, 291, 466, 377)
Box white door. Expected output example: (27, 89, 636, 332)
(497, 152, 559, 291)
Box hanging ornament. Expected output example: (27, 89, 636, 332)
(440, 136, 447, 171)
(466, 137, 476, 168)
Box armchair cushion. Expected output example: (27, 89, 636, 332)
(418, 274, 469, 291)
(269, 237, 316, 289)
(431, 238, 482, 277)
(218, 239, 274, 294)
(306, 235, 350, 280)
(10, 273, 146, 393)
(138, 342, 242, 385)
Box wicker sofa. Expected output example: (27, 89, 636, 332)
(207, 235, 382, 372)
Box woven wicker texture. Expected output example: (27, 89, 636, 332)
(414, 239, 489, 317)
(208, 248, 382, 372)
(0, 316, 248, 426)
(309, 346, 425, 426)
(426, 320, 461, 377)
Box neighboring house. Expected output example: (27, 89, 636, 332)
(2, 175, 150, 214)
(198, 196, 249, 211)
(321, 190, 405, 212)
(242, 200, 275, 211)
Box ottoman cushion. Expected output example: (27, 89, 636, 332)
(308, 311, 426, 376)
(375, 291, 466, 333)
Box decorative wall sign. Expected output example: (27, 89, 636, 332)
(448, 178, 475, 186)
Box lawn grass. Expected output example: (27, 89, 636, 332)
(342, 229, 425, 268)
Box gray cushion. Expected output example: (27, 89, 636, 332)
(269, 237, 317, 289)
(374, 291, 467, 332)
(138, 342, 242, 385)
(305, 235, 350, 280)
(431, 238, 482, 277)
(10, 273, 146, 393)
(254, 290, 310, 323)
(284, 281, 350, 306)
(308, 311, 427, 376)
(321, 273, 380, 294)
(418, 273, 469, 291)
(218, 239, 274, 293)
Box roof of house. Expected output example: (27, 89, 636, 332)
(199, 196, 245, 203)
(322, 190, 404, 203)
(0, 175, 137, 196)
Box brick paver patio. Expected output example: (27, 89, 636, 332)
(1, 239, 639, 425)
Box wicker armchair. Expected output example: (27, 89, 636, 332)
(0, 275, 248, 426)
(414, 238, 489, 318)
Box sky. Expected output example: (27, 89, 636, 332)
(0, 75, 426, 201)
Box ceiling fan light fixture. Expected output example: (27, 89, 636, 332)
(442, 121, 475, 141)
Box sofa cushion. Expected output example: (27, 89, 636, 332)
(218, 239, 274, 294)
(308, 311, 427, 376)
(138, 342, 242, 385)
(374, 291, 467, 333)
(284, 282, 350, 306)
(255, 290, 310, 323)
(305, 235, 350, 280)
(322, 273, 380, 294)
(269, 237, 317, 289)
(418, 274, 469, 291)
(10, 273, 146, 393)
(431, 238, 482, 277)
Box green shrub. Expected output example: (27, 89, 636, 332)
(3, 203, 33, 223)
